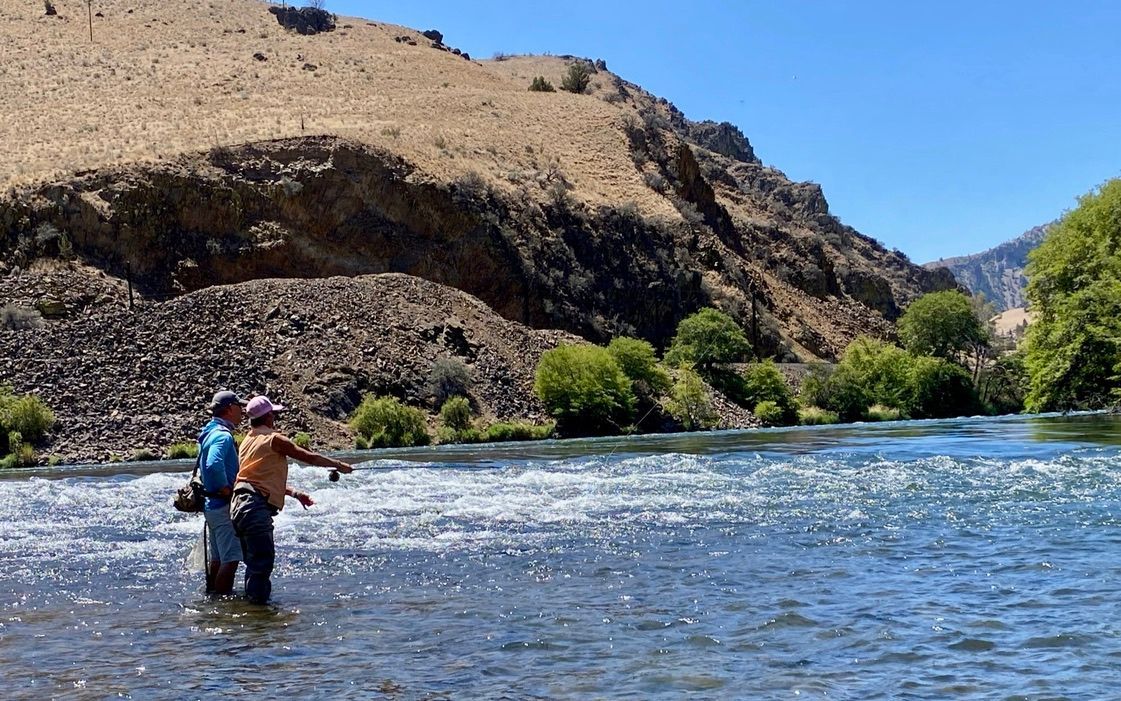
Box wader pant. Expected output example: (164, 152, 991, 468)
(230, 485, 277, 605)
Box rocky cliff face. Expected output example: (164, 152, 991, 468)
(925, 225, 1050, 312)
(1, 132, 955, 361)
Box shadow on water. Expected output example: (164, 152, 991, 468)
(4, 412, 1120, 481)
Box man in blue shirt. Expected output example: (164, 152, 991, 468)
(199, 390, 247, 595)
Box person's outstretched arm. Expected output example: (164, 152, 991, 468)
(272, 434, 353, 509)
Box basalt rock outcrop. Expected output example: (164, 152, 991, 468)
(268, 5, 335, 35)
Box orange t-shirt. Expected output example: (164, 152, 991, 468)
(236, 426, 290, 511)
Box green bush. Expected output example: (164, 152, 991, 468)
(818, 363, 871, 421)
(607, 337, 671, 397)
(528, 76, 556, 92)
(0, 391, 55, 444)
(742, 361, 797, 425)
(354, 435, 369, 450)
(293, 432, 312, 449)
(906, 356, 978, 419)
(130, 448, 159, 462)
(798, 363, 835, 409)
(664, 366, 717, 431)
(166, 442, 199, 459)
(534, 344, 636, 436)
(560, 62, 591, 93)
(798, 406, 840, 425)
(840, 337, 914, 409)
(350, 395, 431, 448)
(865, 404, 904, 422)
(439, 396, 473, 432)
(753, 400, 787, 427)
(665, 308, 751, 370)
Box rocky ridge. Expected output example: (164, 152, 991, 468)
(924, 224, 1050, 312)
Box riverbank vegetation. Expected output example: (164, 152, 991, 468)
(1023, 178, 1121, 412)
(530, 297, 1028, 437)
(0, 387, 54, 467)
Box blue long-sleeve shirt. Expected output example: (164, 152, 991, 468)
(198, 418, 238, 511)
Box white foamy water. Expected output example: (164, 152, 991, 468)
(2, 414, 1121, 699)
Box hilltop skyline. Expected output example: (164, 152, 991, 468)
(330, 0, 1121, 262)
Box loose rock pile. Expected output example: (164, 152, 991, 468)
(0, 273, 579, 463)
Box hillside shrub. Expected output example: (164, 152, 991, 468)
(535, 344, 635, 435)
(428, 358, 471, 407)
(130, 448, 159, 462)
(560, 62, 591, 93)
(663, 366, 716, 431)
(528, 76, 556, 92)
(607, 336, 671, 397)
(350, 396, 431, 448)
(293, 432, 312, 449)
(665, 308, 751, 370)
(0, 392, 55, 443)
(438, 396, 473, 432)
(741, 361, 797, 425)
(1, 305, 42, 331)
(798, 406, 840, 425)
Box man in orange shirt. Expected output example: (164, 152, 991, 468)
(230, 395, 352, 605)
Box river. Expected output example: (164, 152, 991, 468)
(2, 413, 1120, 699)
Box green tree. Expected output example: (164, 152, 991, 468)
(840, 337, 914, 410)
(560, 62, 591, 93)
(665, 308, 751, 371)
(897, 290, 988, 360)
(1024, 179, 1121, 411)
(607, 336, 671, 397)
(534, 344, 636, 435)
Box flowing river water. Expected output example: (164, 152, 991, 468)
(2, 413, 1121, 699)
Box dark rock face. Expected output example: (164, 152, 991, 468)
(268, 6, 335, 36)
(687, 120, 758, 164)
(421, 29, 443, 43)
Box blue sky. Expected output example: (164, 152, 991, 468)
(328, 1, 1120, 262)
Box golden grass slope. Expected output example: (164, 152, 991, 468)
(1, 0, 677, 218)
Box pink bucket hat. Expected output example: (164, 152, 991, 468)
(246, 395, 286, 419)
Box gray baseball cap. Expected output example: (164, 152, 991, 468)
(207, 390, 248, 414)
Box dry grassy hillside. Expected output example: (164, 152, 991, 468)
(2, 0, 674, 216)
(2, 0, 956, 362)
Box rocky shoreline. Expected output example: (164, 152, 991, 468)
(0, 268, 760, 464)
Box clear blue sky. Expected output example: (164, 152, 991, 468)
(329, 1, 1120, 262)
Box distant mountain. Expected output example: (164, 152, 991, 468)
(925, 225, 1051, 312)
